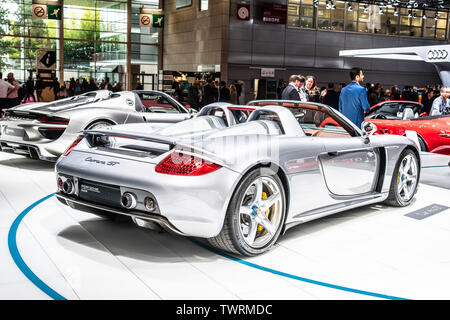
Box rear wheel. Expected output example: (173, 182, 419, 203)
(385, 149, 419, 207)
(208, 167, 286, 256)
(85, 120, 114, 130)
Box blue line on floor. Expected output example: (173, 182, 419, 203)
(7, 193, 67, 300)
(190, 239, 410, 300)
(10, 193, 410, 300)
(421, 165, 449, 169)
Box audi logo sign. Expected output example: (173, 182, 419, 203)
(427, 49, 448, 60)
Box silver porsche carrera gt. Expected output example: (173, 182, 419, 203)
(55, 101, 421, 256)
(0, 90, 193, 161)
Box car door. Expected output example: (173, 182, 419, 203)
(318, 134, 380, 197)
(298, 107, 381, 197)
(137, 92, 190, 123)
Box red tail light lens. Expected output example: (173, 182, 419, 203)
(40, 115, 69, 125)
(155, 153, 221, 176)
(63, 137, 83, 156)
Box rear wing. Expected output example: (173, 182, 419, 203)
(81, 128, 221, 163)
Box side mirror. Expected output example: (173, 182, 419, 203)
(361, 121, 377, 136)
(361, 121, 377, 143)
(188, 108, 198, 117)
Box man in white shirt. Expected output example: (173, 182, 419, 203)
(430, 86, 450, 116)
(0, 72, 15, 114)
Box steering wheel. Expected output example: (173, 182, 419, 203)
(374, 114, 387, 120)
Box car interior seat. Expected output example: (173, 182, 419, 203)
(402, 108, 415, 120)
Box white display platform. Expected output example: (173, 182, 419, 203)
(0, 152, 449, 300)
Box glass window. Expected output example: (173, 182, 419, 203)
(176, 0, 192, 9)
(285, 1, 448, 40)
(200, 0, 208, 11)
(287, 0, 314, 29)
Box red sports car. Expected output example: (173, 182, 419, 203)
(321, 100, 450, 155)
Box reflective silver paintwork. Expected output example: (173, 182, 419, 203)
(55, 101, 420, 239)
(0, 90, 191, 161)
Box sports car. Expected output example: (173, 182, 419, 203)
(0, 90, 194, 161)
(55, 101, 420, 256)
(319, 100, 450, 155)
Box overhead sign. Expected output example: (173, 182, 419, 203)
(37, 50, 57, 70)
(152, 14, 164, 28)
(47, 5, 62, 20)
(237, 4, 250, 21)
(32, 4, 47, 19)
(139, 13, 152, 27)
(262, 3, 287, 24)
(261, 68, 275, 78)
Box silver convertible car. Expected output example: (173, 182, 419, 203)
(0, 90, 193, 161)
(55, 101, 421, 256)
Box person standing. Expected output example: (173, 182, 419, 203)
(0, 72, 15, 114)
(6, 72, 20, 108)
(203, 78, 217, 106)
(187, 81, 200, 110)
(303, 75, 320, 102)
(219, 81, 230, 102)
(24, 76, 36, 103)
(338, 67, 371, 128)
(230, 84, 238, 104)
(52, 77, 60, 100)
(135, 79, 144, 90)
(281, 75, 303, 101)
(35, 75, 45, 101)
(323, 83, 339, 110)
(420, 89, 436, 115)
(430, 86, 450, 116)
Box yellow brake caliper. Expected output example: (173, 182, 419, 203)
(257, 192, 271, 232)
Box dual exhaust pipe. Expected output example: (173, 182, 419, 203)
(121, 192, 156, 212)
(58, 177, 156, 212)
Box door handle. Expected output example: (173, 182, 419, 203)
(328, 151, 339, 156)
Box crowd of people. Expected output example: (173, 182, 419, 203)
(0, 72, 126, 111)
(1, 68, 448, 124)
(278, 69, 449, 127)
(172, 79, 242, 111)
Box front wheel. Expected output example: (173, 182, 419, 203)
(385, 149, 419, 207)
(208, 167, 286, 256)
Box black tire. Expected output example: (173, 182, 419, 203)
(384, 148, 419, 207)
(418, 136, 428, 152)
(85, 120, 115, 130)
(208, 167, 286, 256)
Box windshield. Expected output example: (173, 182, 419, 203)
(368, 102, 422, 118)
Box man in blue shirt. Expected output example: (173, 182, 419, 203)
(339, 67, 371, 128)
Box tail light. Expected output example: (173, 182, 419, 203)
(63, 137, 83, 156)
(155, 152, 221, 176)
(40, 115, 69, 125)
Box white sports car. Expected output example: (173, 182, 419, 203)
(0, 90, 194, 161)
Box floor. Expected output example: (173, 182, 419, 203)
(0, 151, 449, 300)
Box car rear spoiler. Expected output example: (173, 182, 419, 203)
(82, 129, 220, 162)
(82, 129, 178, 149)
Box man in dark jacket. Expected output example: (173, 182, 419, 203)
(219, 81, 230, 102)
(281, 75, 303, 101)
(323, 82, 339, 110)
(203, 78, 217, 106)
